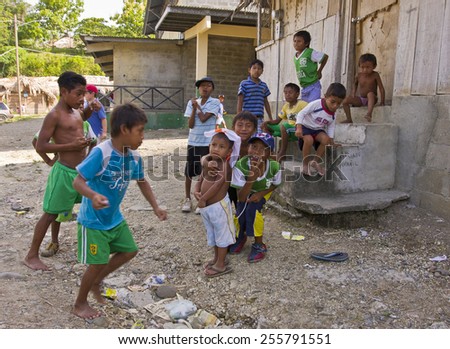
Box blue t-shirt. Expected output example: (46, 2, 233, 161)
(238, 76, 271, 117)
(184, 96, 220, 146)
(84, 100, 107, 137)
(76, 140, 144, 230)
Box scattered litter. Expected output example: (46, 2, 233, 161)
(144, 274, 166, 287)
(131, 320, 145, 329)
(127, 285, 147, 292)
(165, 299, 197, 320)
(429, 255, 447, 262)
(359, 229, 368, 237)
(436, 218, 445, 223)
(144, 298, 174, 321)
(11, 203, 30, 212)
(303, 264, 314, 269)
(281, 231, 305, 241)
(102, 287, 118, 300)
(189, 309, 220, 328)
(405, 203, 416, 209)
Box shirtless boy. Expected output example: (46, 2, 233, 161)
(23, 71, 94, 271)
(342, 53, 385, 123)
(194, 129, 241, 277)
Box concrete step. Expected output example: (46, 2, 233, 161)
(335, 105, 392, 124)
(273, 189, 409, 215)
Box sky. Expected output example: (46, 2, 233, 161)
(24, 0, 124, 22)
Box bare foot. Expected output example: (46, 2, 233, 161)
(72, 303, 103, 320)
(23, 256, 50, 271)
(364, 114, 372, 122)
(301, 165, 312, 176)
(91, 284, 107, 304)
(341, 119, 353, 124)
(310, 161, 325, 176)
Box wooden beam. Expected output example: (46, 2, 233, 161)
(184, 16, 211, 40)
(196, 32, 208, 80)
(101, 64, 113, 71)
(94, 55, 113, 64)
(85, 42, 113, 53)
(207, 24, 257, 39)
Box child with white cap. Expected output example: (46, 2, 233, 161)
(194, 128, 241, 277)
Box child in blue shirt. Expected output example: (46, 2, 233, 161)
(72, 103, 167, 320)
(237, 59, 273, 131)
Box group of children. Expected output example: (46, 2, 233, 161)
(22, 29, 386, 320)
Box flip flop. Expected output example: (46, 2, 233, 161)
(204, 265, 233, 278)
(203, 258, 230, 270)
(311, 252, 349, 262)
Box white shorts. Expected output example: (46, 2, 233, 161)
(199, 195, 236, 248)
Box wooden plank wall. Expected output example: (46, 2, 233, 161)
(411, 0, 445, 95)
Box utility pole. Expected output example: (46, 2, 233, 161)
(14, 14, 22, 116)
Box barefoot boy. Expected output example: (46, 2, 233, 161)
(194, 128, 241, 277)
(24, 71, 95, 271)
(72, 103, 167, 319)
(342, 53, 385, 123)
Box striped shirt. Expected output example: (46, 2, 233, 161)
(238, 76, 271, 117)
(184, 96, 220, 146)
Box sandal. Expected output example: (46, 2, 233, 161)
(40, 242, 59, 257)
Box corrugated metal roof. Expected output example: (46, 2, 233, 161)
(144, 2, 257, 35)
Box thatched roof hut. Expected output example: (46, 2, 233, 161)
(0, 76, 113, 114)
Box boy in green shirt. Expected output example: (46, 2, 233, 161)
(293, 30, 328, 102)
(230, 133, 282, 263)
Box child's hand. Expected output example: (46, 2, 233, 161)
(295, 129, 303, 139)
(261, 121, 269, 133)
(197, 199, 206, 208)
(191, 98, 199, 109)
(154, 207, 168, 221)
(73, 137, 90, 150)
(248, 158, 262, 180)
(92, 194, 109, 210)
(206, 160, 219, 177)
(155, 207, 168, 220)
(247, 192, 263, 203)
(193, 190, 202, 201)
(90, 100, 102, 112)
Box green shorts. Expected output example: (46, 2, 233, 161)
(43, 161, 82, 214)
(267, 122, 298, 141)
(77, 220, 138, 264)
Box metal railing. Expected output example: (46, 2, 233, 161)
(95, 85, 184, 112)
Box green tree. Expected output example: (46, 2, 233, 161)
(111, 0, 147, 38)
(76, 17, 111, 37)
(26, 0, 84, 45)
(0, 0, 30, 47)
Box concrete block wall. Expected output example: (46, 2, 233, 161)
(396, 95, 450, 219)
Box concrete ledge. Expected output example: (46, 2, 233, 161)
(278, 189, 409, 215)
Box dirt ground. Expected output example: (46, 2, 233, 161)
(0, 117, 449, 329)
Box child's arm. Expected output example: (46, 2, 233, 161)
(100, 118, 107, 139)
(237, 94, 244, 113)
(198, 163, 230, 205)
(73, 175, 109, 210)
(376, 72, 385, 105)
(264, 97, 273, 120)
(37, 112, 90, 154)
(317, 54, 328, 80)
(137, 179, 168, 221)
(247, 184, 278, 203)
(352, 75, 359, 97)
(32, 137, 57, 166)
(187, 99, 197, 129)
